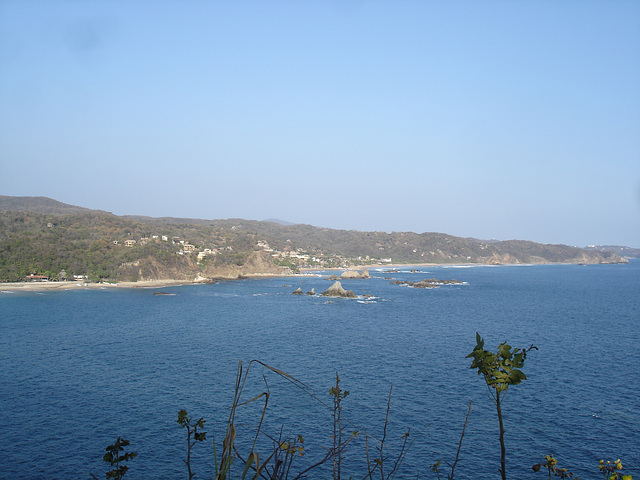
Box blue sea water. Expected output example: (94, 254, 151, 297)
(1, 261, 638, 479)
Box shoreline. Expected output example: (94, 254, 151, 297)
(300, 262, 442, 272)
(0, 272, 323, 292)
(0, 263, 435, 292)
(0, 279, 195, 292)
(1, 261, 620, 292)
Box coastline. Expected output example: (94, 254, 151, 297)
(0, 262, 517, 292)
(0, 263, 427, 292)
(0, 272, 322, 292)
(300, 262, 441, 272)
(1, 261, 614, 292)
(0, 279, 194, 292)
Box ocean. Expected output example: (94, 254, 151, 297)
(1, 261, 638, 479)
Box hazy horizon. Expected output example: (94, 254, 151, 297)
(1, 1, 639, 247)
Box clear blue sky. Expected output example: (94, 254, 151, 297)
(1, 0, 639, 247)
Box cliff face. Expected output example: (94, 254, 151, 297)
(117, 251, 287, 282)
(201, 251, 287, 279)
(479, 251, 627, 265)
(476, 240, 628, 265)
(92, 245, 632, 283)
(118, 255, 199, 282)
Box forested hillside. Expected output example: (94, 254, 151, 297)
(0, 196, 628, 283)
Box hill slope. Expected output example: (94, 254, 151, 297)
(584, 244, 640, 258)
(0, 196, 628, 282)
(0, 195, 110, 215)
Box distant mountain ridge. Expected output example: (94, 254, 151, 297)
(0, 195, 111, 215)
(584, 244, 640, 258)
(0, 196, 630, 283)
(262, 218, 298, 226)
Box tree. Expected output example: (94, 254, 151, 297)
(467, 333, 536, 480)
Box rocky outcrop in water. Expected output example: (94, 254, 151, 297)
(391, 278, 463, 288)
(340, 269, 370, 279)
(321, 281, 357, 298)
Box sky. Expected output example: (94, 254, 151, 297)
(1, 1, 639, 247)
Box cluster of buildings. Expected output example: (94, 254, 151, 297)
(113, 234, 231, 264)
(261, 242, 388, 269)
(25, 272, 89, 283)
(110, 236, 388, 270)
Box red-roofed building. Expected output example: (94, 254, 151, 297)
(26, 274, 49, 282)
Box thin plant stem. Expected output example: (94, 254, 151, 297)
(448, 401, 472, 480)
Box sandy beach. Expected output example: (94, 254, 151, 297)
(0, 263, 448, 292)
(0, 273, 310, 292)
(0, 279, 196, 292)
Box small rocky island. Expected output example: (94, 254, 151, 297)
(321, 281, 357, 298)
(292, 287, 316, 295)
(328, 269, 370, 280)
(391, 278, 463, 288)
(293, 281, 356, 297)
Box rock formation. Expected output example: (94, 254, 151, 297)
(321, 281, 357, 298)
(391, 278, 463, 288)
(202, 250, 288, 280)
(340, 269, 370, 279)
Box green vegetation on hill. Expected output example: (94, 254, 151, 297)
(0, 196, 628, 283)
(0, 211, 180, 282)
(0, 210, 268, 282)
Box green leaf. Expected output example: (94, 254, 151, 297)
(240, 451, 259, 480)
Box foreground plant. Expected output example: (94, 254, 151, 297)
(271, 433, 306, 479)
(177, 410, 207, 480)
(467, 333, 536, 480)
(599, 459, 632, 480)
(431, 401, 473, 480)
(90, 437, 137, 480)
(214, 359, 329, 480)
(330, 373, 356, 480)
(532, 456, 633, 480)
(532, 454, 579, 479)
(215, 364, 414, 480)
